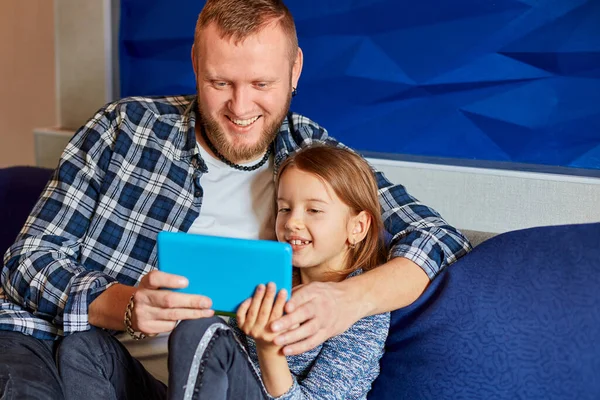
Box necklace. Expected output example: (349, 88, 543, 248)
(199, 125, 272, 172)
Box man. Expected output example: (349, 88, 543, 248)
(0, 0, 470, 398)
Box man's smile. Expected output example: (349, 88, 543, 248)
(227, 115, 261, 127)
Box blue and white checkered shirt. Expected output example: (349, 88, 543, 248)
(1, 95, 471, 340)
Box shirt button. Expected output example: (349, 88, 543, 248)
(194, 189, 202, 197)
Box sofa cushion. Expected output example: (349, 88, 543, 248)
(0, 166, 53, 261)
(369, 223, 600, 400)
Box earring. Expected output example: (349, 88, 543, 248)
(292, 87, 297, 97)
(349, 240, 356, 249)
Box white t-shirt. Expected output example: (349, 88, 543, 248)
(120, 146, 276, 379)
(187, 144, 276, 241)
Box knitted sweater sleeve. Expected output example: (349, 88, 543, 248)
(275, 311, 391, 400)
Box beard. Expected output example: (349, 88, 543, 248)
(196, 87, 292, 163)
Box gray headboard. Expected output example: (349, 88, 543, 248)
(461, 229, 497, 248)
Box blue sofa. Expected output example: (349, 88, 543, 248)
(370, 222, 600, 399)
(2, 166, 599, 399)
(0, 166, 53, 257)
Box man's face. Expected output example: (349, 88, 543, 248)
(192, 22, 302, 163)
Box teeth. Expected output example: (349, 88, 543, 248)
(289, 239, 310, 245)
(230, 116, 259, 126)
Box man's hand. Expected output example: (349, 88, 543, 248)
(131, 270, 214, 335)
(237, 282, 288, 350)
(270, 280, 362, 356)
(269, 257, 430, 356)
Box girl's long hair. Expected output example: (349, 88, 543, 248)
(276, 144, 387, 277)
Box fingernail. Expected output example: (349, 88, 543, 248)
(179, 278, 188, 286)
(283, 347, 292, 355)
(272, 322, 281, 331)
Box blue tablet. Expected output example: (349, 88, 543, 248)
(157, 231, 293, 316)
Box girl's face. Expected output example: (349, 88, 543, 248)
(275, 167, 362, 282)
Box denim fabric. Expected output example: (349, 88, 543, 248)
(168, 318, 268, 400)
(57, 329, 166, 400)
(0, 331, 64, 399)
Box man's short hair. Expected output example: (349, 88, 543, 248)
(194, 0, 299, 63)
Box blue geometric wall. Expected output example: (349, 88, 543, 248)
(120, 0, 600, 170)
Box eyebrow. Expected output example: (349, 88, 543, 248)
(204, 75, 278, 83)
(276, 197, 329, 204)
(203, 76, 227, 81)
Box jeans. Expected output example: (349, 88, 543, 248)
(1, 318, 268, 400)
(57, 329, 167, 400)
(168, 317, 269, 400)
(0, 331, 64, 400)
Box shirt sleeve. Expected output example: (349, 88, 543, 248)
(375, 169, 472, 278)
(1, 103, 121, 336)
(290, 118, 472, 279)
(275, 312, 391, 400)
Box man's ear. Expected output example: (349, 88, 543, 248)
(292, 47, 303, 88)
(349, 211, 371, 245)
(191, 44, 198, 77)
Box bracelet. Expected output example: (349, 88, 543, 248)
(124, 294, 147, 340)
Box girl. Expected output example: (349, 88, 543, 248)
(168, 145, 390, 400)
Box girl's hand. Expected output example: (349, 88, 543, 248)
(237, 282, 288, 350)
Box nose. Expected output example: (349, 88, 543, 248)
(284, 212, 304, 231)
(228, 85, 252, 117)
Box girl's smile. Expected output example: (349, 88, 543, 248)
(275, 166, 366, 284)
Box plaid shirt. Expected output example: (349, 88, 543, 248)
(1, 95, 471, 340)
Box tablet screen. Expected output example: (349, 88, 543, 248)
(157, 231, 293, 315)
